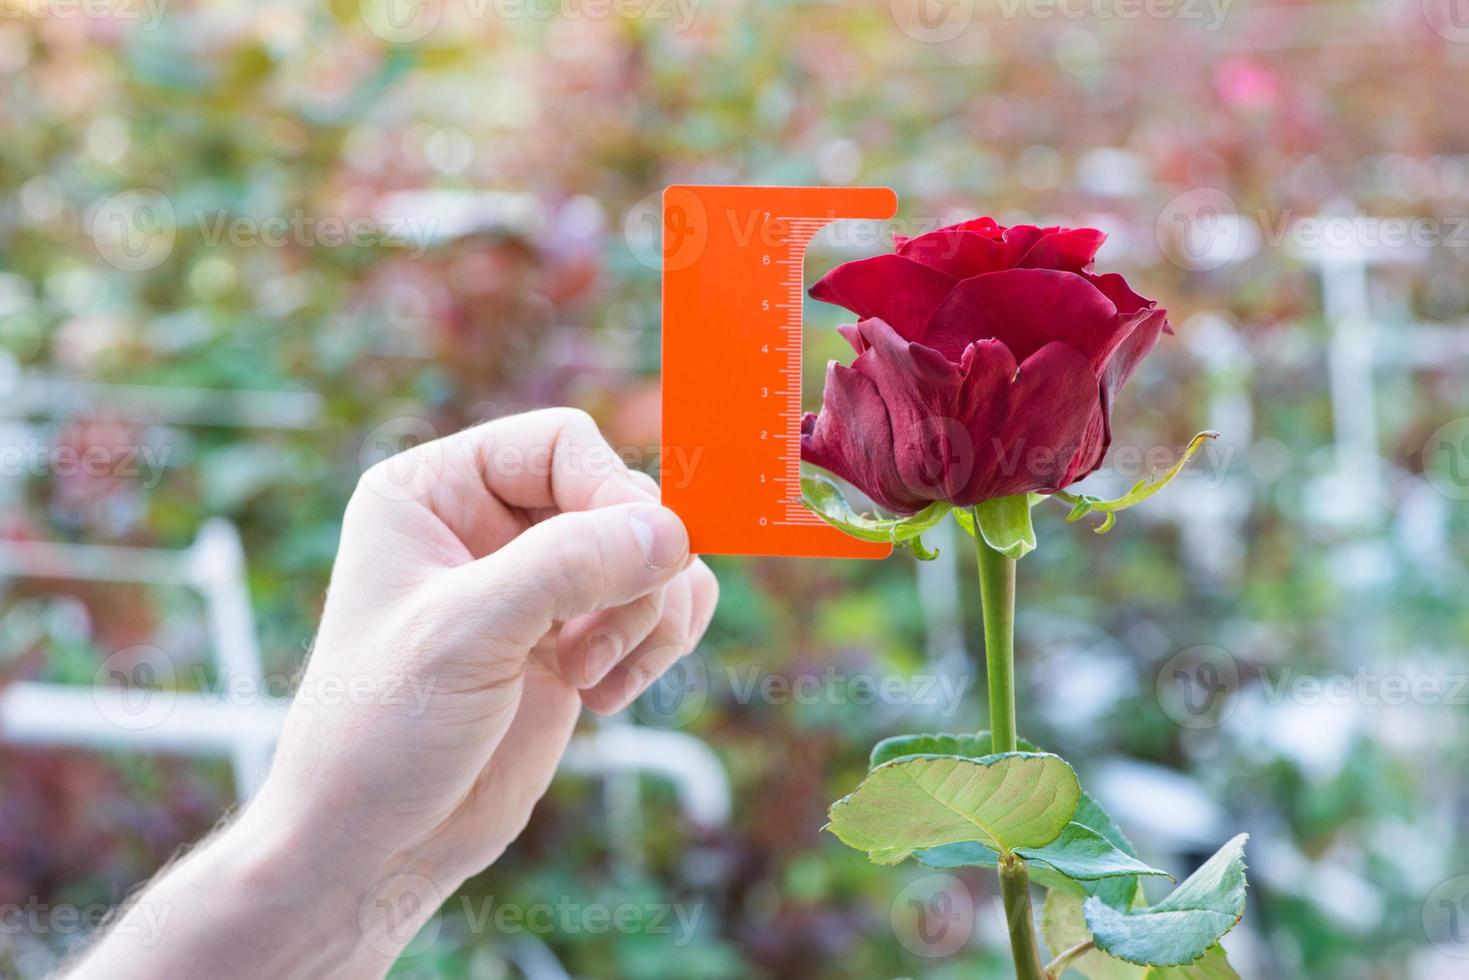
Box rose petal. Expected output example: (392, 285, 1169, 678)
(988, 341, 1106, 497)
(947, 216, 1006, 239)
(922, 269, 1123, 368)
(809, 254, 957, 343)
(850, 318, 969, 500)
(800, 361, 929, 514)
(1019, 228, 1107, 272)
(1082, 271, 1153, 316)
(896, 229, 1006, 278)
(835, 323, 867, 355)
(999, 225, 1048, 267)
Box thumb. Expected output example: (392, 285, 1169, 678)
(439, 502, 690, 652)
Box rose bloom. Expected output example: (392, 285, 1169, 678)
(800, 218, 1171, 515)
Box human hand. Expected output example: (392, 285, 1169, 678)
(257, 407, 717, 884)
(72, 409, 718, 980)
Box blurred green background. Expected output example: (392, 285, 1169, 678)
(2, 0, 1469, 977)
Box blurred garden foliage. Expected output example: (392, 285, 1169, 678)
(2, 0, 1469, 977)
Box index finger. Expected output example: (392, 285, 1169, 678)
(355, 408, 656, 561)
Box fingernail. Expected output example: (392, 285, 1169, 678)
(583, 632, 623, 687)
(627, 505, 687, 570)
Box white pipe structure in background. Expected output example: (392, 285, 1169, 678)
(0, 522, 733, 825)
(0, 520, 275, 798)
(0, 365, 324, 430)
(561, 724, 732, 828)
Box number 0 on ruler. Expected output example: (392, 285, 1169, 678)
(661, 185, 898, 559)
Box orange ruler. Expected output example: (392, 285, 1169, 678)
(660, 185, 897, 559)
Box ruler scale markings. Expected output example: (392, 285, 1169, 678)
(661, 186, 897, 558)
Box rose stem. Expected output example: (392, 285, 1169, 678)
(975, 534, 1018, 754)
(973, 525, 1048, 980)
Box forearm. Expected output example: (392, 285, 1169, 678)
(63, 795, 454, 980)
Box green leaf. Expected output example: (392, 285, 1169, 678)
(917, 822, 1172, 884)
(1043, 892, 1241, 979)
(1083, 835, 1249, 967)
(868, 735, 1156, 906)
(1070, 792, 1150, 910)
(972, 493, 1037, 558)
(825, 752, 1080, 864)
(868, 730, 1038, 769)
(1052, 431, 1218, 534)
(799, 474, 949, 559)
(1045, 890, 1145, 980)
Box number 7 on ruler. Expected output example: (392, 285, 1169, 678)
(661, 185, 898, 559)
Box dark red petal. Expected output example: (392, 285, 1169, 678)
(800, 360, 929, 514)
(1101, 307, 1169, 404)
(835, 323, 868, 355)
(943, 216, 1006, 239)
(948, 339, 1021, 503)
(808, 254, 957, 343)
(988, 341, 1106, 497)
(1070, 306, 1171, 490)
(1000, 225, 1047, 267)
(1018, 227, 1107, 272)
(849, 319, 969, 501)
(922, 269, 1123, 368)
(1082, 271, 1154, 316)
(896, 229, 1006, 278)
(1058, 401, 1110, 488)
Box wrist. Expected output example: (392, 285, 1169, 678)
(200, 795, 455, 977)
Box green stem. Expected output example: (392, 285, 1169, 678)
(974, 525, 1017, 753)
(999, 854, 1049, 980)
(1044, 939, 1096, 977)
(974, 523, 1046, 980)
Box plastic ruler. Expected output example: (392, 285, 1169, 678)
(661, 184, 897, 558)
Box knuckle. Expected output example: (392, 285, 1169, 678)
(692, 561, 719, 599)
(545, 406, 598, 436)
(546, 522, 611, 604)
(393, 589, 455, 657)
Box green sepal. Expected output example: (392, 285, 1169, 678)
(1052, 431, 1218, 534)
(800, 474, 949, 559)
(970, 493, 1037, 558)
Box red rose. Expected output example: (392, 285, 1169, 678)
(800, 218, 1171, 515)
